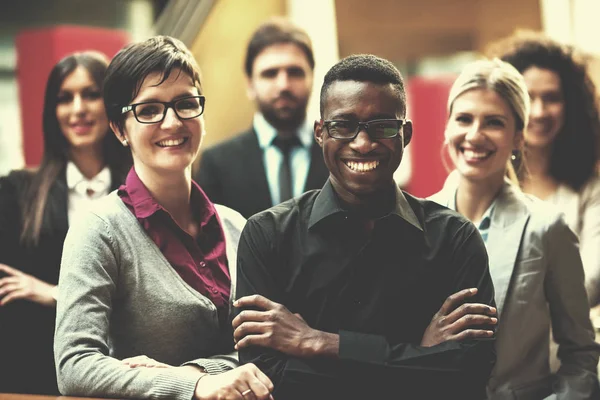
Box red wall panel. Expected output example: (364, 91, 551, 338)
(15, 25, 130, 167)
(404, 75, 456, 198)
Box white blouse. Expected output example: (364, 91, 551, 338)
(66, 161, 111, 224)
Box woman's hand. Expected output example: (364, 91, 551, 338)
(121, 355, 171, 368)
(194, 363, 274, 400)
(0, 263, 56, 307)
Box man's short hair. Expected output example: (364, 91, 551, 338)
(103, 35, 202, 134)
(320, 54, 407, 117)
(244, 17, 315, 77)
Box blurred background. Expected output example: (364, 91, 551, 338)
(2, 0, 599, 196)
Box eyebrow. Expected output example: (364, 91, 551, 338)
(485, 114, 509, 120)
(456, 111, 509, 120)
(58, 84, 99, 93)
(328, 113, 397, 120)
(133, 91, 198, 104)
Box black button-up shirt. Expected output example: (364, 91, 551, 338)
(236, 180, 496, 399)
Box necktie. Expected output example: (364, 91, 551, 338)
(272, 135, 301, 203)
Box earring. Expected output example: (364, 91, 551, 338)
(511, 150, 519, 161)
(122, 138, 128, 147)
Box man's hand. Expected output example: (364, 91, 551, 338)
(421, 288, 497, 347)
(233, 294, 336, 358)
(0, 263, 56, 307)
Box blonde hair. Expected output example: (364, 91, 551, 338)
(447, 58, 530, 183)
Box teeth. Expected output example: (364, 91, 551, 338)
(157, 138, 185, 147)
(463, 149, 489, 159)
(345, 160, 380, 172)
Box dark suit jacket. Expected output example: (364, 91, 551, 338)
(0, 168, 122, 395)
(195, 128, 329, 219)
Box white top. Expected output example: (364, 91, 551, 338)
(545, 177, 600, 307)
(65, 161, 111, 223)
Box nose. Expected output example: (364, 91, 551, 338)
(72, 95, 86, 115)
(275, 71, 291, 90)
(530, 97, 544, 119)
(349, 128, 377, 154)
(464, 120, 483, 142)
(160, 107, 183, 130)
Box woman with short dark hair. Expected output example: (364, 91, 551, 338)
(54, 36, 273, 400)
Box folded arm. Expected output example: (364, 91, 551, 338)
(234, 218, 496, 397)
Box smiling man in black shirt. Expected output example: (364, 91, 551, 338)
(232, 54, 497, 399)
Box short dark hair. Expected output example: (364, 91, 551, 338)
(488, 31, 600, 191)
(104, 35, 202, 134)
(244, 17, 315, 77)
(320, 54, 407, 117)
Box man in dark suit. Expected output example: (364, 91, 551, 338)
(195, 17, 328, 219)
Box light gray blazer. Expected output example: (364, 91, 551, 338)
(430, 178, 600, 400)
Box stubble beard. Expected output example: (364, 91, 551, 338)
(258, 99, 308, 133)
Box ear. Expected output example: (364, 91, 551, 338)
(314, 119, 324, 147)
(245, 75, 256, 101)
(110, 121, 127, 144)
(403, 120, 413, 147)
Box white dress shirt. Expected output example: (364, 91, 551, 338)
(253, 113, 314, 206)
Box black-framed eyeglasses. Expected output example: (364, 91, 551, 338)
(321, 118, 405, 140)
(121, 95, 205, 124)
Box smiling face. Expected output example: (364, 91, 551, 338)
(522, 66, 565, 149)
(56, 66, 108, 153)
(446, 88, 522, 185)
(247, 42, 313, 131)
(113, 69, 204, 177)
(315, 80, 412, 205)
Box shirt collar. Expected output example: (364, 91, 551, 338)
(478, 201, 495, 230)
(448, 190, 496, 229)
(308, 180, 423, 232)
(120, 167, 216, 225)
(253, 112, 313, 149)
(66, 161, 111, 194)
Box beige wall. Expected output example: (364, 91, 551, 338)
(335, 0, 541, 63)
(190, 0, 286, 155)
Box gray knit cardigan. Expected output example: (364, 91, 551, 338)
(54, 192, 246, 399)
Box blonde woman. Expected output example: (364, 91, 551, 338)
(430, 58, 599, 399)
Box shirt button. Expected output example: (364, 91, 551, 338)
(211, 288, 218, 294)
(199, 261, 206, 268)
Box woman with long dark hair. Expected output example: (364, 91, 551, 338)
(488, 31, 600, 307)
(0, 51, 130, 394)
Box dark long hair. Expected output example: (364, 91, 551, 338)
(488, 31, 600, 191)
(20, 51, 131, 245)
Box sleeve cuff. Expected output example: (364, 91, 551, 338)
(182, 358, 235, 375)
(152, 368, 199, 400)
(339, 330, 389, 364)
